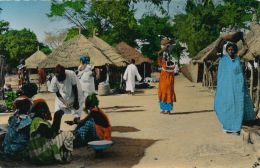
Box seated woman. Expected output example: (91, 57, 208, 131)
(13, 83, 38, 116)
(27, 99, 75, 164)
(65, 94, 112, 148)
(2, 99, 31, 157)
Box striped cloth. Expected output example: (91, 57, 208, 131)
(27, 117, 75, 164)
(214, 55, 255, 131)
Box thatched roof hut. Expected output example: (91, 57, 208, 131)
(241, 23, 260, 62)
(89, 36, 128, 66)
(39, 34, 126, 69)
(25, 50, 47, 69)
(115, 42, 153, 78)
(114, 42, 153, 65)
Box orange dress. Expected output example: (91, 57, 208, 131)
(92, 107, 112, 141)
(157, 57, 176, 110)
(38, 68, 46, 84)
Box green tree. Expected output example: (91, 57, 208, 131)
(173, 0, 220, 57)
(0, 29, 39, 67)
(172, 42, 186, 67)
(137, 14, 174, 61)
(172, 0, 258, 57)
(0, 20, 9, 35)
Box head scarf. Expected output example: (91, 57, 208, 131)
(33, 99, 52, 121)
(80, 55, 90, 64)
(85, 94, 99, 110)
(54, 64, 65, 75)
(223, 41, 238, 55)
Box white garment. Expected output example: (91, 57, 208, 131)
(77, 64, 95, 100)
(123, 64, 142, 92)
(51, 70, 84, 118)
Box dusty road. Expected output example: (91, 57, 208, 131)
(0, 73, 256, 168)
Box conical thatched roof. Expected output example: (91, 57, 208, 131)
(25, 50, 47, 69)
(114, 42, 153, 65)
(89, 36, 128, 66)
(241, 23, 260, 62)
(39, 34, 119, 68)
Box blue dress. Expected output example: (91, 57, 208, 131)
(214, 55, 255, 131)
(3, 114, 31, 155)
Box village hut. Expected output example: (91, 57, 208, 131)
(39, 34, 115, 68)
(39, 34, 128, 88)
(114, 42, 153, 79)
(25, 48, 47, 73)
(89, 36, 129, 84)
(239, 12, 260, 112)
(182, 30, 249, 91)
(181, 39, 218, 84)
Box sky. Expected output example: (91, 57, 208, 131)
(0, 0, 187, 43)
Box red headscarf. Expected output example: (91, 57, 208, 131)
(33, 98, 52, 121)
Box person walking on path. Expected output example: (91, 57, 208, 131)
(38, 67, 46, 93)
(51, 64, 84, 123)
(214, 42, 255, 136)
(123, 59, 142, 95)
(17, 59, 30, 90)
(157, 47, 176, 115)
(77, 56, 95, 100)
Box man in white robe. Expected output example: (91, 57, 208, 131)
(77, 56, 95, 100)
(51, 65, 84, 123)
(123, 59, 142, 95)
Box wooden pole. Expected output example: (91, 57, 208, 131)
(250, 61, 254, 101)
(256, 58, 260, 117)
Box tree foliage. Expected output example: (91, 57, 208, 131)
(137, 14, 174, 61)
(0, 20, 10, 35)
(173, 0, 259, 57)
(44, 30, 68, 49)
(0, 29, 39, 67)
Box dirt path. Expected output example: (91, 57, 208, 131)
(0, 73, 256, 168)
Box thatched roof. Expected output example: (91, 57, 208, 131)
(25, 50, 47, 69)
(241, 23, 260, 62)
(39, 34, 123, 68)
(114, 42, 153, 65)
(191, 39, 218, 63)
(89, 36, 128, 66)
(191, 32, 249, 64)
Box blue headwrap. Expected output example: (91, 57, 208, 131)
(80, 55, 90, 64)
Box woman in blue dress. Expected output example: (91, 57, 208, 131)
(2, 99, 32, 157)
(214, 42, 255, 136)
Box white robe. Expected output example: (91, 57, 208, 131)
(123, 64, 142, 92)
(77, 64, 95, 100)
(51, 70, 84, 118)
